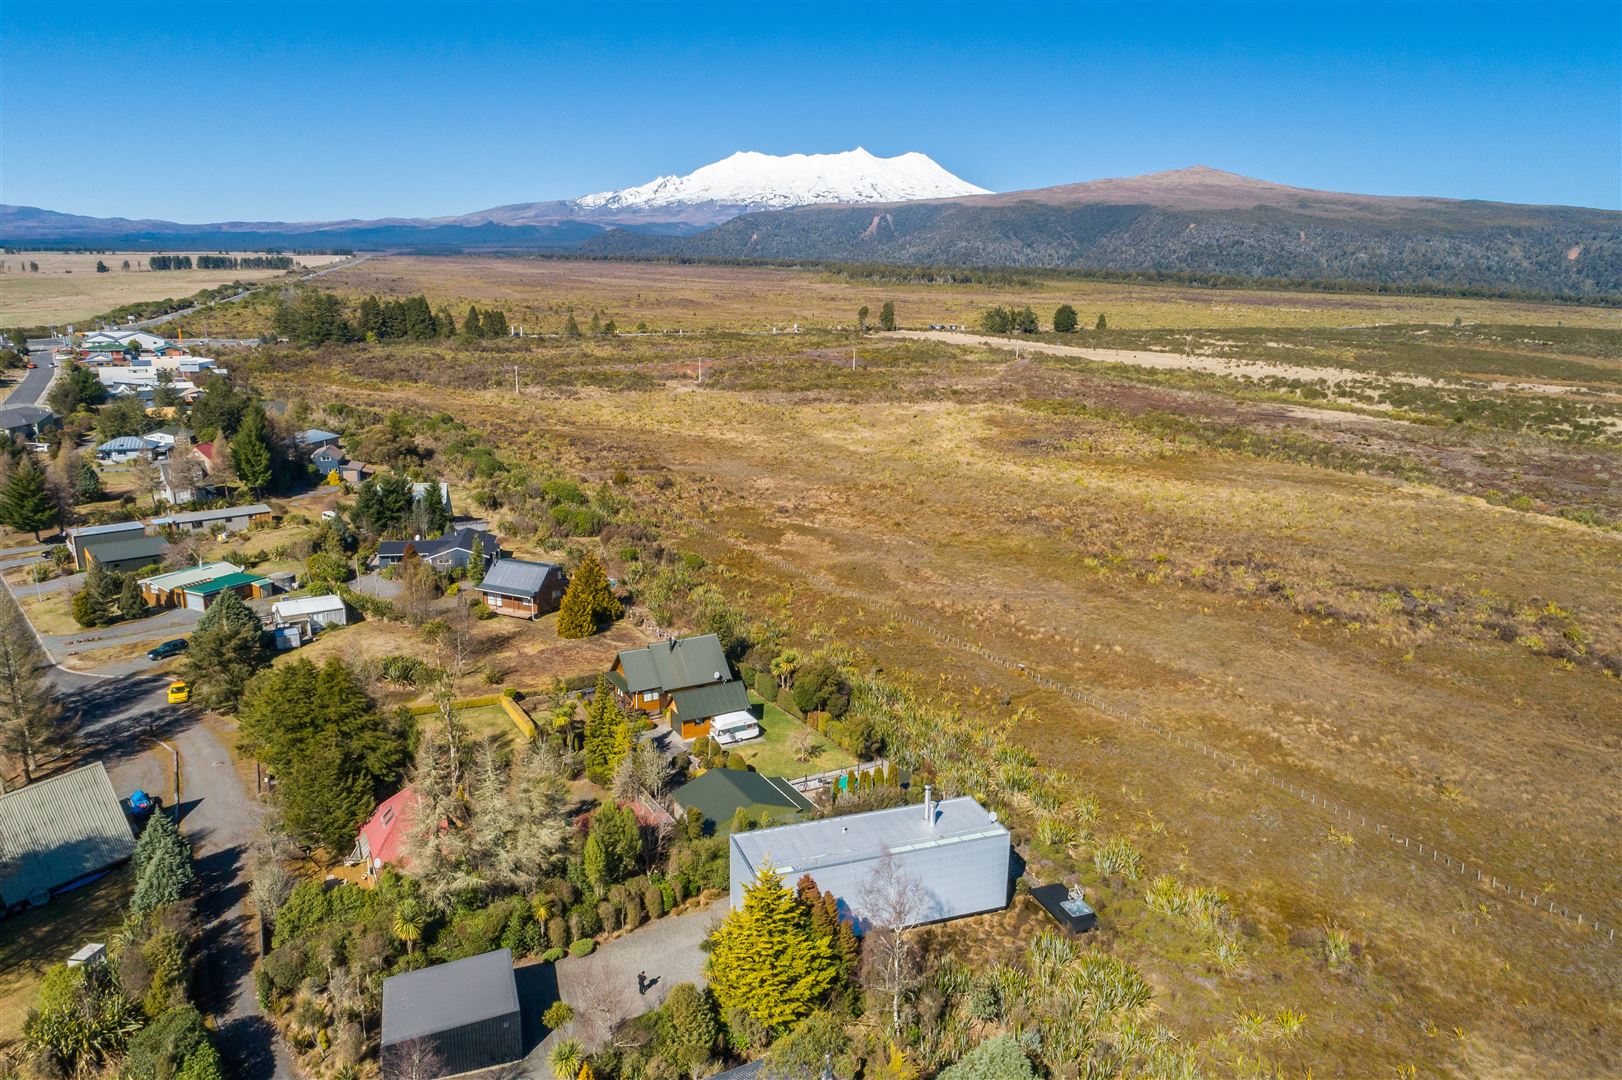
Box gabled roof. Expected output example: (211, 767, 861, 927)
(670, 678, 750, 722)
(182, 571, 266, 596)
(477, 557, 559, 598)
(138, 561, 243, 591)
(0, 763, 136, 905)
(674, 769, 813, 828)
(295, 428, 342, 445)
(273, 594, 346, 618)
(382, 947, 518, 1046)
(358, 787, 415, 870)
(95, 435, 158, 453)
(377, 527, 497, 561)
(615, 634, 730, 695)
(85, 534, 167, 565)
(149, 503, 271, 527)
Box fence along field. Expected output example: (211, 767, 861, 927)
(732, 544, 1617, 946)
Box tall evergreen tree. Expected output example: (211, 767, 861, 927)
(557, 554, 621, 639)
(1095, 312, 1108, 331)
(181, 591, 269, 713)
(0, 598, 65, 787)
(879, 301, 896, 331)
(129, 811, 195, 915)
(435, 306, 457, 337)
(1053, 304, 1078, 333)
(278, 729, 376, 854)
(229, 407, 274, 495)
(481, 309, 508, 337)
(467, 533, 486, 586)
(0, 456, 58, 540)
(583, 674, 632, 785)
(464, 305, 483, 338)
(707, 863, 841, 1032)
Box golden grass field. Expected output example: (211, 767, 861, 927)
(241, 257, 1622, 1074)
(0, 250, 345, 326)
(322, 255, 1622, 333)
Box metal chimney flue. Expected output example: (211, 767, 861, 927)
(923, 784, 934, 826)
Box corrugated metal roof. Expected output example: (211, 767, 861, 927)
(148, 503, 272, 527)
(616, 634, 730, 695)
(674, 769, 813, 826)
(69, 520, 146, 540)
(85, 534, 167, 565)
(0, 763, 136, 905)
(183, 571, 266, 596)
(730, 796, 1007, 878)
(272, 594, 346, 617)
(295, 429, 341, 445)
(96, 436, 157, 452)
(382, 947, 519, 1045)
(670, 679, 749, 722)
(138, 561, 242, 591)
(478, 558, 559, 598)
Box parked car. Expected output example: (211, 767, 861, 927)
(125, 789, 161, 828)
(25, 361, 36, 369)
(166, 681, 191, 705)
(147, 638, 188, 661)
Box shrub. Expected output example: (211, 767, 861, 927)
(754, 672, 776, 699)
(568, 938, 596, 957)
(542, 947, 566, 963)
(543, 1000, 575, 1029)
(644, 883, 666, 919)
(1093, 836, 1144, 881)
(547, 916, 568, 950)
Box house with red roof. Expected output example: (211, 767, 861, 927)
(352, 788, 417, 880)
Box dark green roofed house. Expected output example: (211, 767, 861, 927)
(83, 533, 168, 575)
(608, 633, 753, 740)
(0, 762, 136, 911)
(673, 769, 814, 835)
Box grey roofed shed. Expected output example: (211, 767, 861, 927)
(0, 762, 136, 906)
(83, 533, 167, 569)
(476, 557, 560, 599)
(729, 795, 1011, 932)
(148, 503, 272, 528)
(381, 947, 522, 1075)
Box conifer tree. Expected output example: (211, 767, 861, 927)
(707, 863, 840, 1032)
(563, 313, 581, 338)
(464, 305, 482, 337)
(557, 554, 620, 639)
(0, 599, 65, 787)
(129, 811, 196, 915)
(118, 574, 145, 621)
(181, 590, 269, 712)
(229, 407, 273, 495)
(467, 533, 486, 586)
(1053, 304, 1078, 333)
(1096, 312, 1108, 331)
(583, 674, 633, 784)
(0, 456, 57, 540)
(879, 301, 896, 331)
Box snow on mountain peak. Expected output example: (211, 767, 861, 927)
(573, 148, 990, 212)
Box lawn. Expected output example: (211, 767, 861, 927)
(0, 868, 133, 1048)
(15, 589, 80, 636)
(730, 692, 856, 779)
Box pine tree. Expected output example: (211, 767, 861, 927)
(74, 558, 121, 627)
(563, 313, 581, 338)
(1053, 304, 1078, 333)
(118, 574, 145, 621)
(279, 730, 375, 854)
(435, 306, 457, 337)
(129, 811, 196, 915)
(467, 532, 486, 586)
(464, 305, 482, 337)
(481, 309, 508, 337)
(229, 407, 273, 495)
(879, 301, 896, 331)
(0, 599, 65, 787)
(706, 863, 840, 1032)
(0, 456, 58, 540)
(1095, 312, 1108, 331)
(583, 832, 609, 895)
(583, 675, 632, 784)
(556, 554, 620, 639)
(181, 590, 269, 713)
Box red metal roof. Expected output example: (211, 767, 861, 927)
(359, 787, 417, 870)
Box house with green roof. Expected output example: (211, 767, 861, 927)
(608, 633, 751, 740)
(673, 769, 814, 835)
(180, 571, 270, 611)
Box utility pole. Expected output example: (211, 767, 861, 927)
(513, 365, 520, 394)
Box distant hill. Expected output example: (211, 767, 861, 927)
(579, 168, 1622, 298)
(5, 165, 1617, 297)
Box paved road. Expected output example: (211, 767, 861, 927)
(4, 344, 56, 406)
(0, 557, 291, 1077)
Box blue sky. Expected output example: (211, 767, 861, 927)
(3, 1, 1618, 220)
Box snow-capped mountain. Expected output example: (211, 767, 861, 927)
(573, 148, 991, 213)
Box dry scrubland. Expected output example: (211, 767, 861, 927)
(250, 257, 1621, 1076)
(0, 250, 345, 325)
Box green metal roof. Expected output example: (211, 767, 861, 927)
(184, 571, 266, 596)
(669, 679, 749, 722)
(615, 634, 730, 695)
(84, 533, 167, 565)
(673, 769, 813, 832)
(0, 763, 135, 905)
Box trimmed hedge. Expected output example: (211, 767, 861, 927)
(568, 938, 595, 957)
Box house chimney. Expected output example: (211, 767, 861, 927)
(923, 784, 934, 826)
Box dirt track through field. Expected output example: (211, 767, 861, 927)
(895, 329, 1613, 399)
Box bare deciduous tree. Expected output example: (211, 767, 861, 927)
(610, 742, 671, 805)
(0, 595, 68, 787)
(382, 1036, 446, 1080)
(860, 849, 929, 1036)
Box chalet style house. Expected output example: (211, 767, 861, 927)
(608, 634, 752, 740)
(474, 558, 566, 618)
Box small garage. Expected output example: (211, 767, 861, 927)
(181, 571, 270, 611)
(381, 947, 522, 1077)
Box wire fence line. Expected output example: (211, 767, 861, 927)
(737, 547, 1616, 946)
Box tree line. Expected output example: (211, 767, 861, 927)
(149, 254, 295, 271)
(273, 290, 512, 346)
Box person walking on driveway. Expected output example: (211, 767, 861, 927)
(637, 970, 647, 995)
